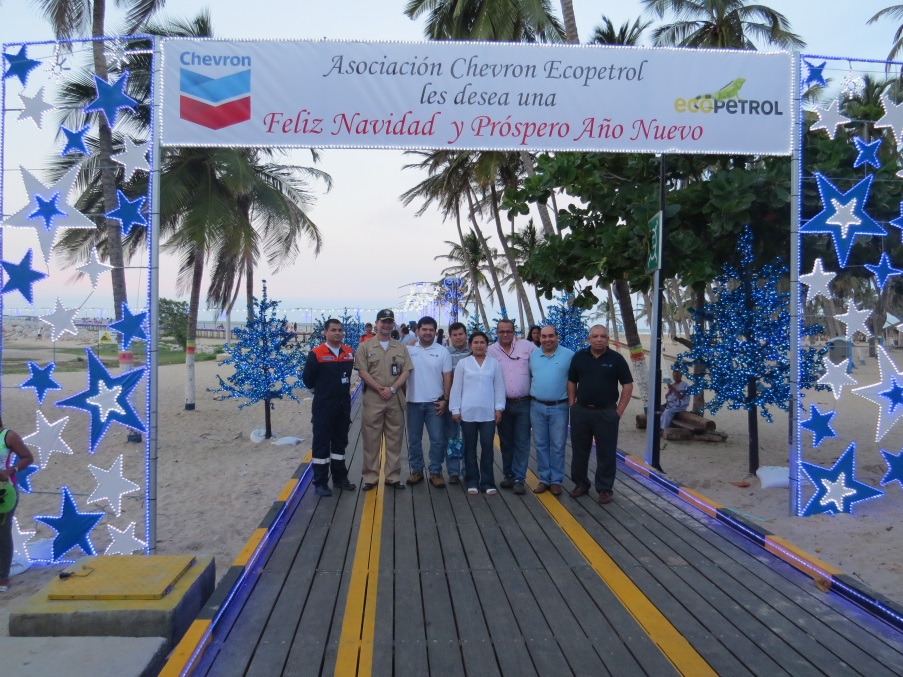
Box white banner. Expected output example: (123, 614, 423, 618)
(161, 39, 792, 155)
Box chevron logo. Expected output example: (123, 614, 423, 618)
(179, 68, 251, 130)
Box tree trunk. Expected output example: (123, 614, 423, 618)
(466, 192, 507, 316)
(614, 278, 647, 403)
(748, 378, 760, 474)
(691, 289, 707, 413)
(518, 150, 556, 236)
(264, 398, 273, 439)
(560, 0, 579, 44)
(245, 258, 255, 321)
(185, 249, 204, 410)
(490, 186, 535, 327)
(535, 288, 545, 321)
(607, 285, 620, 344)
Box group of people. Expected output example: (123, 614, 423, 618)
(304, 310, 634, 506)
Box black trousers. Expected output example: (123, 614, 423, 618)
(311, 398, 351, 487)
(570, 405, 620, 493)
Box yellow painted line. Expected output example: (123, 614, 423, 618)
(677, 488, 723, 517)
(276, 478, 298, 503)
(232, 528, 268, 568)
(765, 535, 843, 578)
(334, 446, 385, 676)
(157, 619, 211, 677)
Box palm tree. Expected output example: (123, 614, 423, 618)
(559, 0, 579, 43)
(404, 0, 565, 42)
(506, 220, 545, 320)
(868, 5, 903, 62)
(435, 233, 493, 326)
(591, 16, 651, 45)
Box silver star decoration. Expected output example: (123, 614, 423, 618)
(875, 93, 903, 145)
(17, 87, 54, 129)
(104, 522, 146, 555)
(820, 473, 857, 511)
(853, 345, 903, 441)
(111, 137, 150, 181)
(23, 410, 73, 467)
(12, 516, 36, 560)
(827, 198, 861, 238)
(840, 69, 865, 99)
(45, 43, 71, 82)
(40, 298, 79, 341)
(818, 358, 858, 400)
(3, 165, 95, 264)
(836, 300, 872, 338)
(810, 99, 850, 140)
(87, 381, 126, 422)
(88, 455, 140, 517)
(77, 248, 113, 288)
(800, 258, 836, 301)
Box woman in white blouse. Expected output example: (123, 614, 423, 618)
(450, 332, 506, 495)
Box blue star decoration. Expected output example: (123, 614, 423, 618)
(60, 125, 91, 157)
(852, 136, 881, 169)
(108, 303, 148, 349)
(29, 193, 66, 230)
(799, 173, 886, 268)
(34, 487, 105, 561)
(12, 463, 39, 494)
(55, 349, 146, 453)
(105, 190, 147, 235)
(84, 70, 137, 127)
(879, 448, 903, 489)
(3, 45, 41, 87)
(803, 59, 827, 89)
(20, 361, 62, 404)
(801, 443, 883, 516)
(1, 250, 47, 303)
(865, 253, 903, 290)
(800, 404, 837, 448)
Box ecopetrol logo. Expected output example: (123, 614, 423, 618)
(179, 51, 251, 130)
(674, 77, 784, 116)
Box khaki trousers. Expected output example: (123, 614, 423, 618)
(361, 389, 406, 483)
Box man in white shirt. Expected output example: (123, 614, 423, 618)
(406, 316, 453, 487)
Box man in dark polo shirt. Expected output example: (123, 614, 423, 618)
(567, 325, 633, 505)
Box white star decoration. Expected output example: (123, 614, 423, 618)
(87, 381, 126, 422)
(819, 358, 858, 400)
(77, 248, 113, 288)
(800, 258, 836, 301)
(12, 516, 36, 560)
(875, 93, 903, 145)
(111, 137, 150, 181)
(826, 198, 861, 238)
(17, 87, 54, 129)
(820, 474, 857, 511)
(2, 165, 95, 264)
(853, 346, 903, 441)
(810, 99, 851, 140)
(40, 298, 79, 341)
(23, 410, 73, 468)
(836, 300, 872, 338)
(88, 456, 140, 516)
(104, 522, 146, 555)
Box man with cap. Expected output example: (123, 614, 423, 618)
(355, 309, 413, 491)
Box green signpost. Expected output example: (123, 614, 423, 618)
(647, 210, 662, 273)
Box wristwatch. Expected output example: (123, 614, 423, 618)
(390, 387, 397, 394)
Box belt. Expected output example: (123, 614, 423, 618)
(579, 402, 617, 410)
(532, 397, 568, 406)
(506, 396, 532, 404)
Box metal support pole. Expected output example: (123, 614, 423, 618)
(789, 52, 802, 516)
(645, 155, 666, 472)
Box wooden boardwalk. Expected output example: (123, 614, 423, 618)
(192, 397, 903, 676)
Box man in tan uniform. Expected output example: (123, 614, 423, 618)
(354, 308, 413, 491)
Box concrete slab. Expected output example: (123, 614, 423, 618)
(0, 636, 168, 677)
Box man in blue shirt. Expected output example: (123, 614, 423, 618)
(529, 325, 574, 496)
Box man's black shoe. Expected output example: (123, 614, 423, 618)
(314, 485, 333, 497)
(334, 479, 357, 491)
(361, 482, 377, 492)
(385, 480, 406, 490)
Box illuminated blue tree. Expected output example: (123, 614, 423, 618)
(209, 282, 305, 439)
(307, 309, 365, 351)
(545, 293, 589, 351)
(439, 278, 464, 322)
(675, 227, 826, 473)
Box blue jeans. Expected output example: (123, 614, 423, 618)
(443, 411, 463, 477)
(531, 400, 569, 485)
(497, 398, 531, 482)
(461, 420, 496, 491)
(407, 401, 449, 475)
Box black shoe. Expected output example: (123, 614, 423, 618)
(361, 482, 377, 492)
(334, 479, 357, 491)
(513, 481, 526, 496)
(499, 476, 515, 489)
(314, 485, 333, 497)
(385, 481, 406, 490)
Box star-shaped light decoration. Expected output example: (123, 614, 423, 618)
(39, 298, 79, 341)
(108, 303, 147, 349)
(56, 349, 146, 452)
(77, 248, 113, 288)
(2, 45, 41, 87)
(865, 253, 903, 290)
(800, 404, 837, 448)
(105, 523, 146, 556)
(809, 99, 850, 140)
(801, 443, 883, 516)
(800, 258, 836, 301)
(840, 67, 865, 99)
(111, 137, 150, 181)
(875, 93, 903, 145)
(879, 448, 903, 489)
(12, 516, 36, 560)
(12, 464, 40, 493)
(20, 361, 62, 404)
(853, 345, 903, 441)
(18, 87, 54, 129)
(2, 165, 95, 264)
(818, 358, 857, 400)
(29, 192, 66, 230)
(799, 173, 886, 268)
(836, 299, 873, 338)
(45, 43, 70, 82)
(34, 487, 105, 562)
(802, 59, 827, 89)
(105, 190, 147, 235)
(23, 410, 73, 467)
(1, 250, 47, 303)
(890, 202, 903, 242)
(88, 455, 140, 517)
(60, 124, 91, 156)
(84, 70, 137, 127)
(852, 137, 881, 169)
